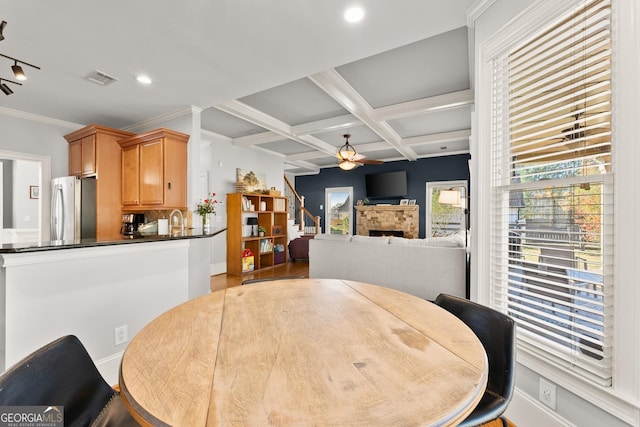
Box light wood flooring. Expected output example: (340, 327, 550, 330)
(209, 260, 309, 292)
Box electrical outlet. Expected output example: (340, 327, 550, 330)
(539, 377, 557, 410)
(114, 325, 128, 346)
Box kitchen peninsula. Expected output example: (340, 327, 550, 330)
(0, 229, 224, 385)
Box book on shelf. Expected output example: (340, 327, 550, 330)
(274, 198, 286, 212)
(260, 239, 273, 253)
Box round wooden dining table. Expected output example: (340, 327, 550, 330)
(119, 278, 487, 426)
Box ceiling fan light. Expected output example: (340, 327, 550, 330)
(338, 144, 356, 160)
(339, 160, 358, 171)
(0, 83, 13, 95)
(12, 63, 26, 81)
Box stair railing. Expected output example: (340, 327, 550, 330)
(284, 175, 320, 235)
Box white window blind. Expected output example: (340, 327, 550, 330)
(490, 0, 613, 385)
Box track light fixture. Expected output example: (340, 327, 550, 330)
(0, 54, 39, 81)
(0, 21, 41, 92)
(11, 61, 25, 80)
(1, 83, 12, 95)
(0, 78, 22, 95)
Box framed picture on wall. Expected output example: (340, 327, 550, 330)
(409, 199, 416, 205)
(399, 199, 409, 205)
(30, 186, 39, 199)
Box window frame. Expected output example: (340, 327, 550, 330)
(425, 180, 468, 237)
(324, 187, 354, 235)
(474, 0, 640, 417)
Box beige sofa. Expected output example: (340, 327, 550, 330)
(309, 233, 467, 300)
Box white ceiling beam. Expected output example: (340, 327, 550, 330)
(291, 114, 360, 136)
(200, 128, 233, 142)
(284, 158, 321, 173)
(215, 100, 337, 156)
(309, 70, 418, 161)
(233, 131, 283, 147)
(402, 129, 472, 147)
(371, 89, 474, 122)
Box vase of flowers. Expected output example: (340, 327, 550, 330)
(195, 192, 218, 231)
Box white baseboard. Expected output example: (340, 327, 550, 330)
(506, 387, 576, 427)
(95, 351, 124, 387)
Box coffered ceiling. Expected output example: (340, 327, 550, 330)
(1, 1, 474, 175)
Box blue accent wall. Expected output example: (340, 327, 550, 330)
(295, 154, 470, 238)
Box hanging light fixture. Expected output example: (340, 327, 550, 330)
(337, 134, 357, 162)
(338, 159, 358, 171)
(337, 134, 360, 170)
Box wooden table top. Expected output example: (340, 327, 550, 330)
(120, 279, 487, 426)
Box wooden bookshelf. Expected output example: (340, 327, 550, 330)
(226, 193, 289, 275)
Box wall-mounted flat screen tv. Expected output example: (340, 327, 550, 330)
(365, 171, 407, 198)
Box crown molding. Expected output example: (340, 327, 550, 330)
(0, 106, 81, 130)
(123, 106, 200, 133)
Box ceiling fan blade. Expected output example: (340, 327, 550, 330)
(355, 159, 384, 165)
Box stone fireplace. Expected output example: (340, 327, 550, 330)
(355, 205, 419, 239)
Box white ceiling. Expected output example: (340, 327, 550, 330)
(0, 1, 475, 175)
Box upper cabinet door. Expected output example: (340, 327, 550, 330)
(121, 144, 140, 206)
(81, 135, 96, 176)
(68, 140, 82, 176)
(118, 128, 189, 210)
(139, 138, 164, 206)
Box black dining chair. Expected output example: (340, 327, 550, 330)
(434, 294, 516, 427)
(241, 275, 305, 285)
(0, 335, 140, 427)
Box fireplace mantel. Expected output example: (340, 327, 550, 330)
(355, 205, 419, 239)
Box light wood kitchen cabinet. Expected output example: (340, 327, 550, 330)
(121, 144, 140, 206)
(118, 128, 189, 210)
(67, 134, 96, 176)
(64, 124, 135, 239)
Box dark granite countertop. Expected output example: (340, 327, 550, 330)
(0, 228, 227, 254)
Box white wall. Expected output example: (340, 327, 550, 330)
(0, 113, 77, 179)
(470, 0, 640, 426)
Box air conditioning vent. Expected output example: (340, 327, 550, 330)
(86, 70, 118, 86)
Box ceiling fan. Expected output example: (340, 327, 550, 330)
(336, 134, 383, 170)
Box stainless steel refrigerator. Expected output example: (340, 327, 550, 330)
(50, 176, 96, 241)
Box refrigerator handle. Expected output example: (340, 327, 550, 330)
(51, 184, 64, 240)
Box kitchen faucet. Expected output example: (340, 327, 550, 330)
(169, 209, 184, 235)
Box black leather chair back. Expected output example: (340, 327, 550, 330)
(0, 335, 138, 427)
(435, 293, 516, 426)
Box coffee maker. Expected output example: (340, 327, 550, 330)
(121, 213, 145, 237)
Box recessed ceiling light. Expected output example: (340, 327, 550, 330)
(344, 6, 365, 23)
(136, 74, 152, 85)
